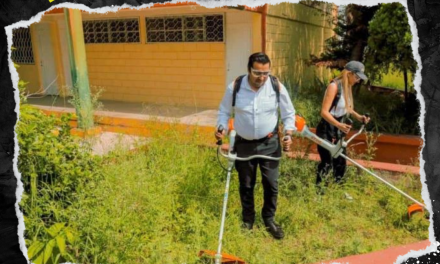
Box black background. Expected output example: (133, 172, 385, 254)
(0, 0, 439, 263)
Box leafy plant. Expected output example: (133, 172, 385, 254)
(17, 79, 101, 263)
(27, 223, 77, 264)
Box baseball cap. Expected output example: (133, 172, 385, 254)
(344, 61, 368, 81)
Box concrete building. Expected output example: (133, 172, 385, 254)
(13, 2, 336, 108)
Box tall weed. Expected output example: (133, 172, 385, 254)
(64, 129, 428, 264)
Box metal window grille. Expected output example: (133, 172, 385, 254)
(146, 14, 224, 43)
(83, 18, 140, 44)
(11, 28, 34, 64)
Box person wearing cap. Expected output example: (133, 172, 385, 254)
(315, 61, 371, 191)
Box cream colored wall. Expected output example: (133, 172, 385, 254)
(17, 17, 68, 96)
(266, 3, 334, 88)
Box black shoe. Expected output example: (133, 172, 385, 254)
(241, 222, 253, 230)
(265, 222, 284, 239)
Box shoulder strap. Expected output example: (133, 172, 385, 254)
(329, 79, 342, 112)
(270, 75, 282, 127)
(232, 75, 246, 107)
(269, 75, 281, 104)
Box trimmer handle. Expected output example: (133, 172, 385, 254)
(216, 125, 224, 146)
(282, 135, 291, 152)
(363, 113, 370, 125)
(339, 115, 353, 139)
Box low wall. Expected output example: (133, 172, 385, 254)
(293, 128, 421, 165)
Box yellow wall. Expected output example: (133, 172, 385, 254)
(21, 4, 335, 108)
(16, 64, 40, 93)
(266, 3, 335, 88)
(86, 42, 225, 108)
(252, 12, 262, 53)
(82, 7, 227, 108)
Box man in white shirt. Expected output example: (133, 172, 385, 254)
(215, 52, 296, 239)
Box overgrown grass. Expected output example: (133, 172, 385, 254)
(64, 129, 428, 264)
(373, 70, 414, 91)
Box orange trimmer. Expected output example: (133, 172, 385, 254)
(294, 114, 427, 217)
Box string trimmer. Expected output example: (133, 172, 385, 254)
(294, 114, 427, 216)
(199, 125, 282, 264)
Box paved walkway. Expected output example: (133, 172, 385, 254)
(84, 132, 143, 156)
(28, 96, 218, 127)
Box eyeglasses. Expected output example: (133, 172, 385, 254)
(352, 73, 361, 82)
(250, 68, 270, 77)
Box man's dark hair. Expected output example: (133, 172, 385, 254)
(247, 52, 271, 72)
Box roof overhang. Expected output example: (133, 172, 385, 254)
(44, 2, 265, 15)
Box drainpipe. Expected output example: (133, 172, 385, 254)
(261, 4, 268, 53)
(64, 8, 94, 130)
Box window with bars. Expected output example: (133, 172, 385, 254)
(11, 28, 34, 64)
(146, 15, 224, 43)
(83, 18, 140, 44)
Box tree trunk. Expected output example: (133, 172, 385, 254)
(350, 41, 365, 61)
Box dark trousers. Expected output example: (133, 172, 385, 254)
(234, 134, 281, 225)
(316, 117, 347, 185)
(316, 145, 346, 185)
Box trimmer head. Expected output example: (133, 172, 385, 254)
(408, 203, 425, 218)
(198, 250, 246, 264)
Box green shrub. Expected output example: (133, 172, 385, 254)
(17, 101, 101, 263)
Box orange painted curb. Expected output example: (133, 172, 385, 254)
(314, 240, 431, 264)
(40, 108, 214, 140)
(70, 126, 103, 138)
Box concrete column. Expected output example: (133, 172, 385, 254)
(64, 8, 94, 129)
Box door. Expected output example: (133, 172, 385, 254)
(35, 23, 59, 95)
(57, 19, 73, 90)
(226, 23, 252, 85)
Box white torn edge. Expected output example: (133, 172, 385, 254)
(5, 0, 435, 263)
(395, 1, 437, 263)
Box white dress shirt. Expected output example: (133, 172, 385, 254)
(217, 74, 296, 140)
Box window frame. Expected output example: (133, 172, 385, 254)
(82, 17, 141, 44)
(145, 14, 225, 44)
(11, 27, 35, 65)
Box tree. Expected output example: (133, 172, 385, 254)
(310, 4, 379, 70)
(364, 3, 417, 107)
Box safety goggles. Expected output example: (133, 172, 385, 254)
(250, 68, 270, 77)
(349, 71, 361, 82)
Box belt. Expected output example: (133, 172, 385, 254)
(236, 128, 279, 143)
